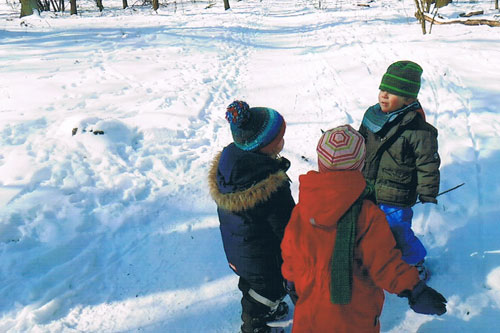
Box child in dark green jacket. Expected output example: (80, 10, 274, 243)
(359, 61, 440, 281)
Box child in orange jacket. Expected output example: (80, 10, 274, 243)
(281, 125, 446, 332)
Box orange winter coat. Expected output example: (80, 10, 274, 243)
(281, 170, 420, 333)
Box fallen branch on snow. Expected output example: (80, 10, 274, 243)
(459, 10, 484, 18)
(423, 12, 500, 27)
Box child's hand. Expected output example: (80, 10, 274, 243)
(399, 281, 447, 316)
(419, 195, 437, 204)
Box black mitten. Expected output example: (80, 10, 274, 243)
(399, 281, 447, 315)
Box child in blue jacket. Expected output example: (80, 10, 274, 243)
(209, 101, 295, 333)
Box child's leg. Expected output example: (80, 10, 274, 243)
(238, 275, 287, 333)
(378, 203, 427, 265)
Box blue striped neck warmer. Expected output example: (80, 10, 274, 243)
(362, 101, 420, 134)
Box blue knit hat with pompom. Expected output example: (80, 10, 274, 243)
(226, 100, 285, 152)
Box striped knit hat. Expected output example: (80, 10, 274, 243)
(379, 61, 423, 98)
(226, 100, 285, 152)
(317, 125, 366, 172)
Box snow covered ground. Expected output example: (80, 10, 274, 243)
(1, 0, 500, 331)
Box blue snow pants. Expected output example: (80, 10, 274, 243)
(379, 203, 427, 265)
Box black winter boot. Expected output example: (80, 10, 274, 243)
(240, 312, 269, 333)
(262, 301, 288, 322)
(241, 308, 287, 333)
(240, 322, 284, 333)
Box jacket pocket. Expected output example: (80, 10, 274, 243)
(377, 184, 412, 204)
(380, 167, 413, 184)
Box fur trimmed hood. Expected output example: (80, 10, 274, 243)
(208, 152, 290, 213)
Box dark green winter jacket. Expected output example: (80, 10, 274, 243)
(359, 102, 440, 207)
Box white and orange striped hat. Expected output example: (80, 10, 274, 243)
(316, 125, 366, 172)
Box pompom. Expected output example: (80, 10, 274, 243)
(226, 100, 250, 128)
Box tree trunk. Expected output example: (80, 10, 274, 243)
(424, 0, 431, 13)
(70, 0, 77, 15)
(122, 0, 128, 9)
(50, 0, 59, 12)
(496, 0, 498, 10)
(223, 0, 230, 10)
(20, 0, 39, 17)
(152, 0, 159, 11)
(414, 0, 427, 34)
(96, 0, 103, 11)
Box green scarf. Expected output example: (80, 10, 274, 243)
(330, 183, 375, 304)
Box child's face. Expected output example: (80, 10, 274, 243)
(274, 138, 285, 155)
(268, 138, 285, 157)
(378, 90, 407, 113)
(259, 137, 284, 157)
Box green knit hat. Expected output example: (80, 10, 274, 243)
(379, 61, 423, 98)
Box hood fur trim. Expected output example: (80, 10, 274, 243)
(208, 152, 290, 212)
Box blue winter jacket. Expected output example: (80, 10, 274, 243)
(208, 143, 295, 290)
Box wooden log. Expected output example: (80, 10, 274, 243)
(459, 10, 484, 18)
(423, 13, 500, 27)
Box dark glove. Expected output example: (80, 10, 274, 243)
(399, 281, 447, 315)
(285, 280, 298, 305)
(419, 195, 437, 204)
